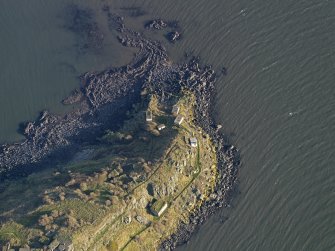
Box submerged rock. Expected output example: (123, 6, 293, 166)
(145, 19, 168, 30)
(166, 31, 182, 43)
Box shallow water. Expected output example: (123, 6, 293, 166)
(0, 0, 135, 142)
(1, 1, 335, 250)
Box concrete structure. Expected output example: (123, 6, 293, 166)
(2, 244, 16, 251)
(190, 137, 198, 147)
(1, 244, 9, 251)
(151, 200, 168, 216)
(146, 111, 152, 122)
(135, 215, 149, 225)
(172, 105, 180, 115)
(174, 115, 184, 125)
(123, 215, 132, 224)
(57, 242, 74, 251)
(58, 245, 67, 251)
(48, 239, 60, 251)
(157, 124, 166, 131)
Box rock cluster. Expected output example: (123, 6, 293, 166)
(145, 18, 182, 43)
(145, 19, 168, 30)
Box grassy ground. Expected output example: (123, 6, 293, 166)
(0, 91, 218, 250)
(72, 92, 217, 250)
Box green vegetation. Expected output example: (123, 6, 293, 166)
(0, 222, 29, 246)
(0, 90, 218, 250)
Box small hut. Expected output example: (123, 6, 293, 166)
(57, 241, 74, 251)
(48, 239, 60, 251)
(157, 124, 166, 131)
(174, 115, 184, 125)
(18, 248, 30, 251)
(172, 105, 180, 115)
(151, 200, 168, 217)
(190, 137, 198, 148)
(146, 111, 153, 122)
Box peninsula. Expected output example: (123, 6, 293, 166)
(0, 5, 239, 251)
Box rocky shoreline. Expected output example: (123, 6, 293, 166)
(144, 58, 240, 250)
(158, 61, 240, 248)
(0, 5, 239, 250)
(0, 8, 169, 180)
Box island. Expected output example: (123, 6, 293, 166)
(0, 5, 239, 251)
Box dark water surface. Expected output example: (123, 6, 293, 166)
(1, 1, 335, 250)
(0, 0, 135, 142)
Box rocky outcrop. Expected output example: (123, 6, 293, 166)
(0, 9, 168, 179)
